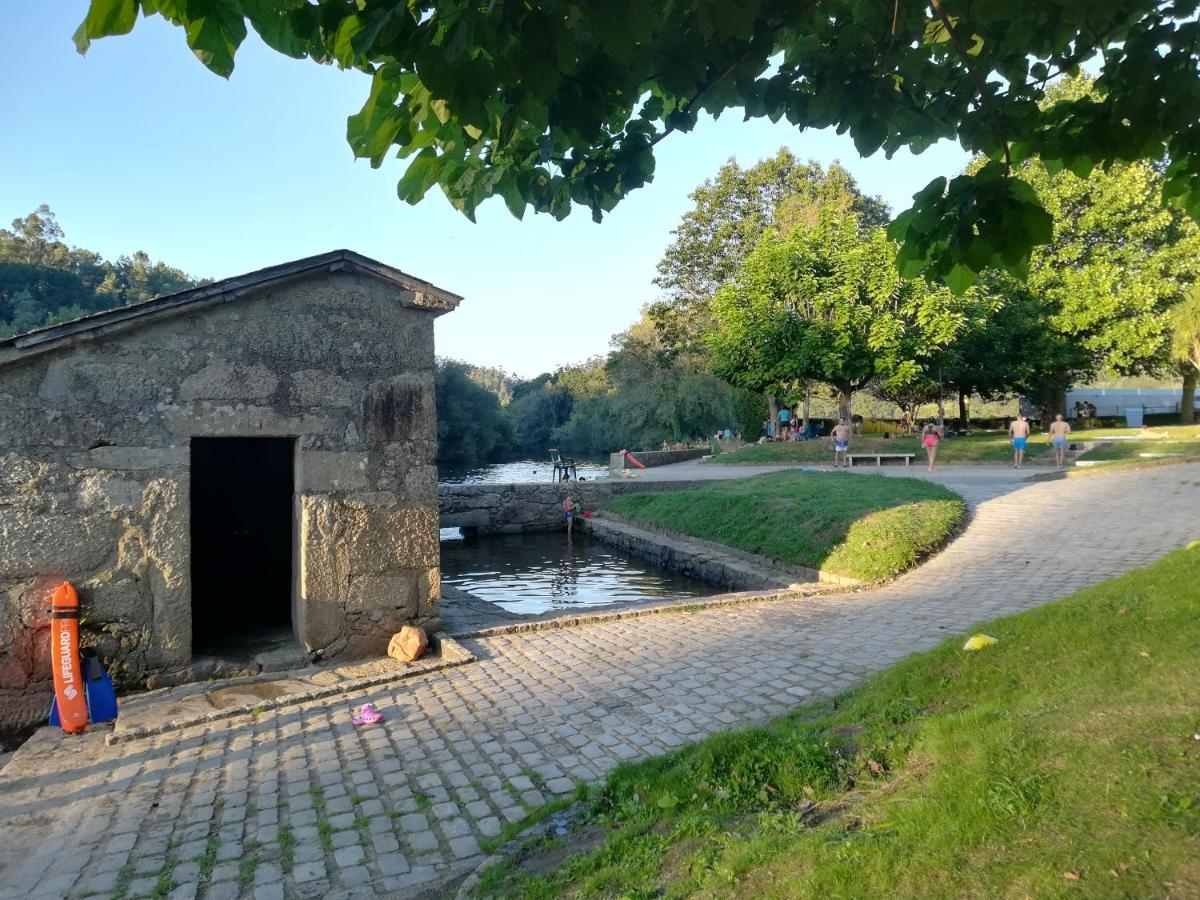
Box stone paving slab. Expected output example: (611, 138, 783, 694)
(108, 638, 476, 744)
(0, 463, 1196, 899)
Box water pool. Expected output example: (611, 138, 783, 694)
(438, 458, 610, 485)
(439, 531, 723, 615)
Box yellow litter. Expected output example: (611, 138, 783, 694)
(963, 634, 998, 651)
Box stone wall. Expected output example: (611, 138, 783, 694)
(609, 448, 710, 470)
(438, 480, 698, 534)
(0, 269, 444, 698)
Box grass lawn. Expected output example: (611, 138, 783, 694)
(1073, 426, 1200, 467)
(602, 471, 965, 581)
(708, 432, 1050, 465)
(478, 544, 1200, 899)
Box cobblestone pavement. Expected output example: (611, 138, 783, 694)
(1, 464, 1197, 899)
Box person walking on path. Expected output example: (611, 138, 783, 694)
(1048, 413, 1072, 467)
(920, 420, 943, 471)
(1010, 414, 1032, 468)
(830, 418, 852, 468)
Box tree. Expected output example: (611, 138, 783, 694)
(652, 150, 887, 346)
(434, 360, 514, 465)
(1171, 286, 1200, 424)
(76, 1, 1200, 287)
(650, 151, 887, 436)
(934, 279, 1085, 427)
(706, 208, 965, 420)
(551, 313, 741, 453)
(1007, 154, 1200, 414)
(507, 382, 574, 453)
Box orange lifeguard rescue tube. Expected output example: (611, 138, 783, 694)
(50, 582, 88, 734)
(622, 449, 646, 469)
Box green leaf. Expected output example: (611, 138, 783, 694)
(74, 0, 138, 54)
(396, 149, 446, 203)
(333, 15, 364, 67)
(182, 0, 247, 78)
(497, 174, 526, 219)
(922, 18, 954, 45)
(944, 262, 977, 295)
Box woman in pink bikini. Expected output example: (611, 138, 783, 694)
(920, 420, 943, 471)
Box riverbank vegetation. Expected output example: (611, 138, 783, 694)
(476, 545, 1200, 898)
(602, 472, 965, 581)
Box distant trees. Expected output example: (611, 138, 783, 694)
(0, 205, 201, 337)
(434, 360, 515, 466)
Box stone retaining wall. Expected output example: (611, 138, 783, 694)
(438, 480, 698, 534)
(583, 516, 803, 592)
(608, 448, 710, 469)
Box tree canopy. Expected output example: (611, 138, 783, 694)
(650, 150, 886, 352)
(76, 0, 1200, 289)
(706, 208, 965, 419)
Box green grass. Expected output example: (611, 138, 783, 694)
(603, 471, 965, 581)
(709, 432, 1050, 465)
(480, 544, 1200, 899)
(1071, 426, 1200, 467)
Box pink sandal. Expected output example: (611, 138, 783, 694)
(352, 703, 382, 726)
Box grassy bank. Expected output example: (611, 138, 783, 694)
(478, 544, 1200, 899)
(709, 432, 1050, 465)
(602, 471, 965, 581)
(1075, 426, 1200, 467)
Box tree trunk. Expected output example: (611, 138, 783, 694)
(958, 389, 970, 432)
(801, 384, 811, 429)
(767, 394, 779, 438)
(1182, 367, 1197, 425)
(1037, 380, 1068, 422)
(835, 386, 852, 422)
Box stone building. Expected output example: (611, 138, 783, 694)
(0, 250, 460, 714)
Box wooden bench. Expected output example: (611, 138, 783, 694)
(847, 452, 915, 467)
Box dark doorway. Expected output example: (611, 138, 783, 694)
(190, 437, 295, 657)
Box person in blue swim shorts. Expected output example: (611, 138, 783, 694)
(1009, 413, 1031, 468)
(1047, 413, 1072, 467)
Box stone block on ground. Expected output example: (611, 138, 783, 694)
(388, 626, 428, 662)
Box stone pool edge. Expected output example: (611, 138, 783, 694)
(584, 514, 865, 589)
(453, 584, 842, 640)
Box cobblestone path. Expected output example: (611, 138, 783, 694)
(1, 464, 1197, 899)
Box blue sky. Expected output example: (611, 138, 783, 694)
(1, 5, 970, 377)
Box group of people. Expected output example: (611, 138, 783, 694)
(829, 412, 1074, 471)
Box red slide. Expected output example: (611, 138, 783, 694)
(622, 449, 646, 469)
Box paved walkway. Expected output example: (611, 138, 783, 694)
(1, 463, 1197, 899)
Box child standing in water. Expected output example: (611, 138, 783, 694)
(563, 492, 579, 536)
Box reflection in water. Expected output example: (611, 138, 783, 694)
(440, 532, 722, 615)
(438, 458, 610, 485)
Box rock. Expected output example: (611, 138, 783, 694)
(387, 626, 428, 663)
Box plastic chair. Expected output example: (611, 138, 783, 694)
(549, 449, 577, 482)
